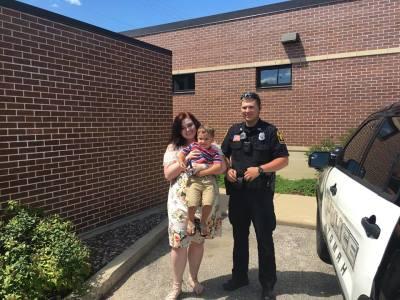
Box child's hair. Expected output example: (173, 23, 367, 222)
(197, 125, 215, 138)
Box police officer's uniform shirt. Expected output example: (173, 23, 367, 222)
(221, 119, 289, 174)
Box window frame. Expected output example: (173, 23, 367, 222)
(256, 64, 292, 89)
(337, 116, 400, 202)
(172, 73, 195, 94)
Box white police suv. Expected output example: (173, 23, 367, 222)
(309, 102, 400, 300)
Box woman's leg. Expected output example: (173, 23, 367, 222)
(166, 247, 187, 299)
(171, 247, 188, 284)
(187, 241, 205, 294)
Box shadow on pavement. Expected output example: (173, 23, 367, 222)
(198, 269, 341, 299)
(275, 270, 341, 297)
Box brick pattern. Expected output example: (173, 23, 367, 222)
(0, 6, 172, 232)
(135, 0, 400, 146)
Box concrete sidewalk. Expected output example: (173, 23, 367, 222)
(217, 189, 316, 229)
(80, 191, 317, 299)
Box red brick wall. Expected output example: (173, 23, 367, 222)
(0, 4, 172, 232)
(134, 0, 400, 146)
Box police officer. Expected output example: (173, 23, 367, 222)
(221, 92, 289, 300)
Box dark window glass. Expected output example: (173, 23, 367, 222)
(257, 65, 292, 88)
(173, 74, 195, 93)
(387, 158, 400, 203)
(338, 119, 380, 177)
(363, 117, 400, 201)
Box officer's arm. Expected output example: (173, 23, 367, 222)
(244, 156, 288, 181)
(259, 156, 289, 173)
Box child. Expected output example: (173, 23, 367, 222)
(177, 125, 222, 236)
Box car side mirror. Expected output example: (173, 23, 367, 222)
(308, 152, 333, 170)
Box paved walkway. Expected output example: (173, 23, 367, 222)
(105, 195, 340, 299)
(79, 191, 321, 299)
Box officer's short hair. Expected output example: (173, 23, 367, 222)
(198, 125, 215, 138)
(241, 92, 261, 109)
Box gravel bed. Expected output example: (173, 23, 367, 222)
(83, 211, 167, 275)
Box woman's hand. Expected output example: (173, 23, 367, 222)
(186, 149, 201, 161)
(178, 161, 186, 169)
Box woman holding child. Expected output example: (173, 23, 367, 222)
(163, 112, 226, 299)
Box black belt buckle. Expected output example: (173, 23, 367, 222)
(236, 176, 244, 188)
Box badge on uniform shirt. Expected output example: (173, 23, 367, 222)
(277, 130, 286, 144)
(240, 132, 247, 140)
(258, 132, 265, 141)
(233, 135, 241, 142)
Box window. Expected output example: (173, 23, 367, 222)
(173, 73, 195, 93)
(338, 119, 380, 177)
(257, 65, 292, 88)
(362, 117, 400, 201)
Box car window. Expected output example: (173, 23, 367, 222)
(339, 119, 381, 177)
(363, 117, 400, 202)
(386, 157, 400, 203)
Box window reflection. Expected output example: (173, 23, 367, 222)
(260, 69, 278, 85)
(257, 65, 292, 88)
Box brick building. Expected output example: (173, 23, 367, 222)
(0, 1, 172, 232)
(124, 0, 400, 147)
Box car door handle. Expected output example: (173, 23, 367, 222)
(329, 184, 337, 196)
(361, 215, 381, 239)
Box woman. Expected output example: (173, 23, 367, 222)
(163, 112, 225, 299)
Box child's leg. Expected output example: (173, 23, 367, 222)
(187, 206, 196, 235)
(185, 178, 202, 235)
(200, 205, 212, 236)
(200, 180, 216, 236)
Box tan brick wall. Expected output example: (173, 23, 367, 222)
(134, 0, 400, 146)
(0, 5, 172, 232)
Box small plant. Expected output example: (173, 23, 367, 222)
(0, 200, 91, 299)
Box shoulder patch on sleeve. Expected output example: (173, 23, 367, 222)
(277, 130, 286, 144)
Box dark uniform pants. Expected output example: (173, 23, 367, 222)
(228, 187, 277, 289)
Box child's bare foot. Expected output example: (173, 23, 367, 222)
(187, 220, 196, 236)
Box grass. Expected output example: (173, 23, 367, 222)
(274, 175, 316, 196)
(216, 174, 316, 196)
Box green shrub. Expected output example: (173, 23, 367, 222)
(305, 128, 356, 158)
(0, 201, 91, 299)
(217, 174, 225, 188)
(338, 127, 357, 146)
(305, 138, 336, 157)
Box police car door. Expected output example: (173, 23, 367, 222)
(325, 117, 400, 300)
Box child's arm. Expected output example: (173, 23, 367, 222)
(196, 149, 226, 176)
(196, 163, 222, 177)
(191, 163, 208, 174)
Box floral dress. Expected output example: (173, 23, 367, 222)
(163, 144, 222, 248)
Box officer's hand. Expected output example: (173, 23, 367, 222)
(226, 168, 237, 182)
(244, 167, 259, 182)
(186, 149, 201, 161)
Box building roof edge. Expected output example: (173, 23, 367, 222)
(1, 0, 171, 56)
(122, 0, 349, 37)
